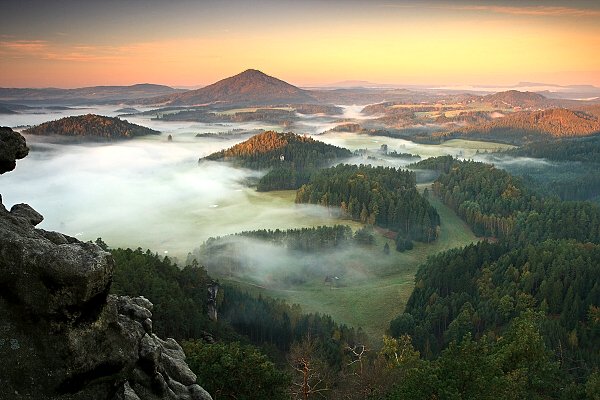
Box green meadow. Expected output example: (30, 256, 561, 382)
(224, 193, 478, 341)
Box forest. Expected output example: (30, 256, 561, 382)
(413, 157, 600, 242)
(296, 164, 440, 245)
(497, 136, 600, 202)
(443, 108, 600, 143)
(386, 156, 600, 398)
(508, 135, 600, 163)
(107, 243, 371, 400)
(101, 147, 600, 399)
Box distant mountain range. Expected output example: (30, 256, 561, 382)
(2, 69, 599, 109)
(153, 69, 315, 106)
(0, 84, 184, 105)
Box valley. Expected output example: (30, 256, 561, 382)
(1, 68, 599, 400)
(3, 2, 600, 398)
(226, 194, 477, 340)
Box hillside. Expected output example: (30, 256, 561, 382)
(482, 90, 550, 108)
(446, 108, 600, 142)
(160, 69, 315, 106)
(24, 114, 160, 139)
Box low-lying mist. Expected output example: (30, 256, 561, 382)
(0, 134, 341, 258)
(191, 234, 396, 289)
(0, 104, 514, 260)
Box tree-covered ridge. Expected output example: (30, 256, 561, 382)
(296, 164, 440, 244)
(386, 312, 571, 400)
(388, 157, 600, 397)
(409, 154, 456, 173)
(508, 135, 600, 163)
(445, 108, 600, 143)
(24, 113, 160, 139)
(391, 240, 600, 384)
(423, 157, 600, 242)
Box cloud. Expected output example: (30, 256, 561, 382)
(0, 40, 48, 57)
(380, 3, 600, 18)
(454, 5, 600, 18)
(1, 37, 222, 64)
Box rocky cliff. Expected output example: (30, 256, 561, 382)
(0, 127, 212, 400)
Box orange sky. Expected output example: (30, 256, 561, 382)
(1, 1, 599, 88)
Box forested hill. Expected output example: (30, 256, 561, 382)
(444, 108, 600, 143)
(24, 114, 160, 139)
(388, 240, 600, 399)
(481, 90, 550, 108)
(202, 131, 352, 190)
(203, 130, 350, 168)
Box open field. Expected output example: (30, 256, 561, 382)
(224, 194, 478, 342)
(397, 102, 513, 120)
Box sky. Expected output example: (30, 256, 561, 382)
(1, 0, 599, 88)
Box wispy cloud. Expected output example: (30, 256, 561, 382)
(0, 40, 48, 53)
(380, 3, 600, 18)
(0, 39, 127, 62)
(0, 37, 218, 64)
(454, 5, 600, 17)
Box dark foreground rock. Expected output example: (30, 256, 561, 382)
(0, 131, 211, 400)
(0, 126, 29, 173)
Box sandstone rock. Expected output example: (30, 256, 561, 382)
(0, 127, 28, 174)
(0, 197, 212, 400)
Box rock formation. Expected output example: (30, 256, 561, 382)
(0, 128, 212, 400)
(206, 282, 219, 321)
(0, 126, 29, 173)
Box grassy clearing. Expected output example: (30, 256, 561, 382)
(223, 193, 477, 342)
(217, 107, 294, 116)
(442, 139, 516, 151)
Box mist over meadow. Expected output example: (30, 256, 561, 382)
(1, 104, 517, 259)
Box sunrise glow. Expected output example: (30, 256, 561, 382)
(1, 0, 599, 88)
